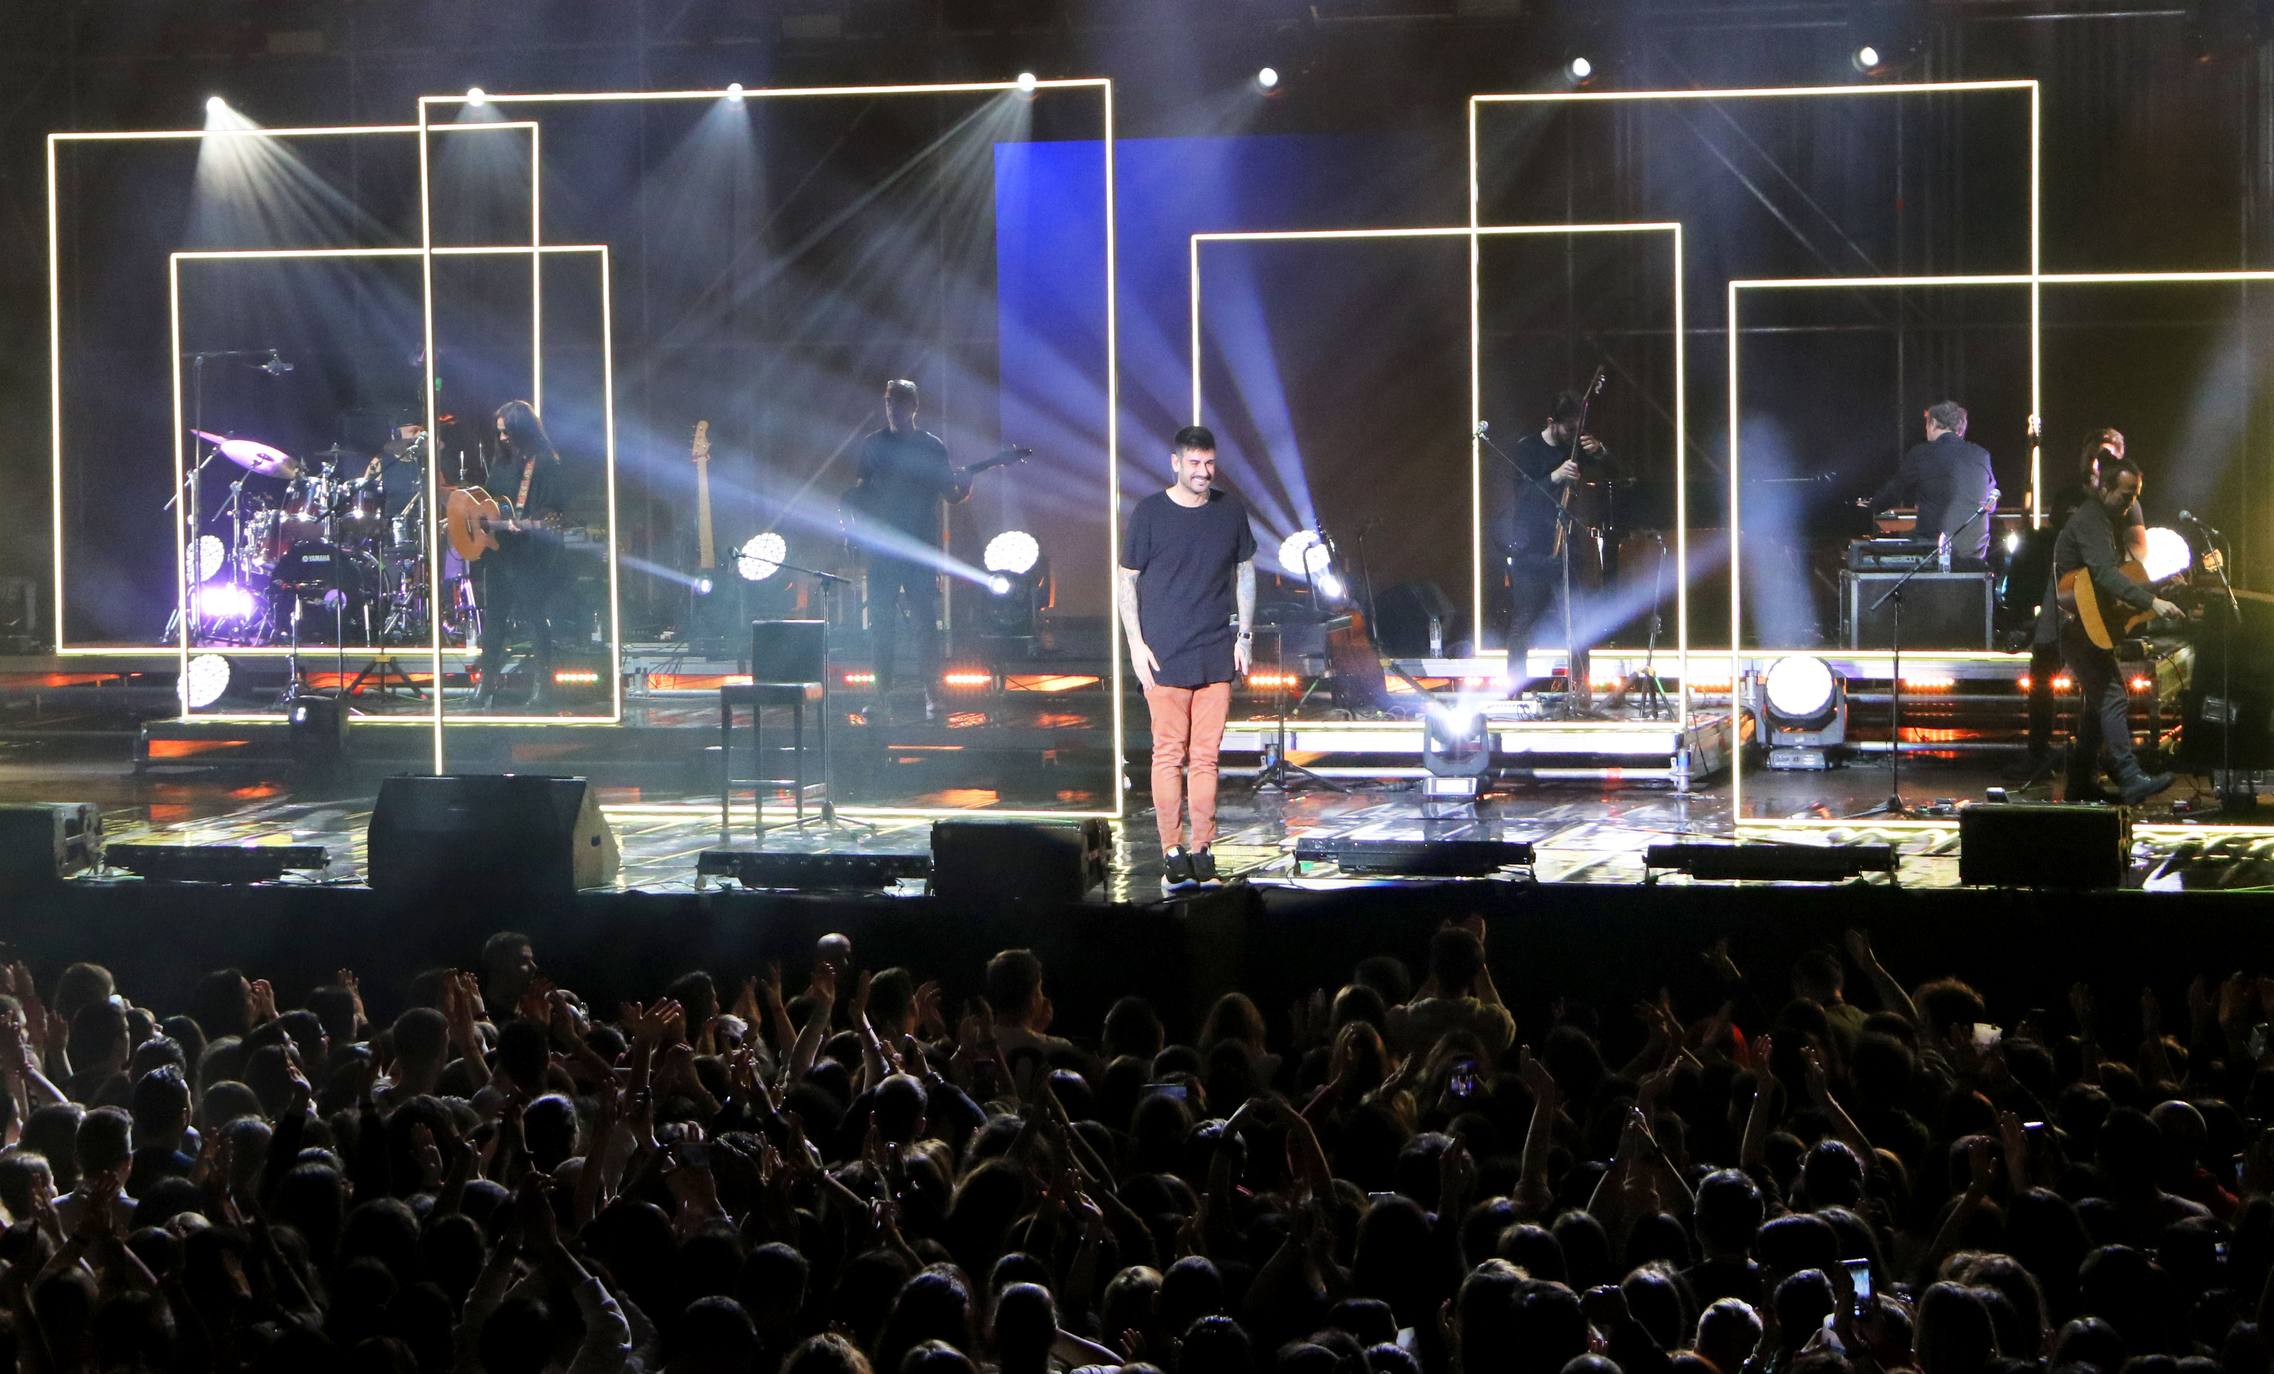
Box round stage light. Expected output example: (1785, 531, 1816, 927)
(187, 534, 226, 584)
(1277, 529, 1333, 577)
(984, 530, 1041, 576)
(1256, 67, 1281, 91)
(200, 582, 255, 623)
(726, 83, 746, 102)
(987, 574, 1013, 596)
(693, 576, 715, 597)
(1852, 45, 1882, 72)
(179, 654, 231, 710)
(1763, 655, 1838, 721)
(466, 87, 488, 107)
(205, 95, 228, 116)
(735, 531, 787, 581)
(2141, 525, 2191, 583)
(1566, 56, 1594, 83)
(1016, 72, 1039, 94)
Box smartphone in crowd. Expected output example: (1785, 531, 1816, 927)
(1142, 1081, 1189, 1103)
(1843, 1257, 1873, 1316)
(1448, 1057, 1480, 1100)
(1971, 1023, 2003, 1051)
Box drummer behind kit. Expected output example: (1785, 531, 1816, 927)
(182, 425, 476, 654)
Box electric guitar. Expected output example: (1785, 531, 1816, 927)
(2058, 546, 2218, 650)
(840, 444, 1033, 536)
(691, 420, 716, 573)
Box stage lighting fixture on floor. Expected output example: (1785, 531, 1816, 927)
(984, 531, 1049, 637)
(466, 87, 488, 107)
(1852, 45, 1882, 72)
(1423, 703, 1493, 799)
(1566, 56, 1595, 84)
(1755, 654, 1848, 769)
(1293, 835, 1535, 877)
(1278, 530, 1347, 602)
(1256, 67, 1281, 91)
(1645, 842, 1896, 883)
(736, 532, 786, 581)
(984, 530, 1041, 577)
(287, 694, 347, 767)
(726, 83, 746, 102)
(1016, 71, 1039, 95)
(205, 95, 228, 116)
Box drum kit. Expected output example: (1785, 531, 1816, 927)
(183, 428, 479, 653)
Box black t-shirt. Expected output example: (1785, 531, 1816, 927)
(1122, 489, 1256, 689)
(1508, 431, 1571, 556)
(852, 427, 957, 541)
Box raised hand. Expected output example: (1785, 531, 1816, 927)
(807, 962, 839, 1009)
(850, 971, 874, 1025)
(338, 969, 367, 1031)
(250, 978, 280, 1024)
(913, 981, 946, 1037)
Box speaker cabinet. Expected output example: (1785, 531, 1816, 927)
(1959, 801, 2130, 889)
(931, 818, 1108, 905)
(0, 803, 102, 890)
(368, 775, 619, 898)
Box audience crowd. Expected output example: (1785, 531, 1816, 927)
(0, 918, 2268, 1374)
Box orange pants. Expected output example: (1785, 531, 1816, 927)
(1144, 681, 1232, 852)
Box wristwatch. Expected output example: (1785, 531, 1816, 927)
(1237, 631, 1253, 641)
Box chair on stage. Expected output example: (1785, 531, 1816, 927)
(719, 619, 826, 839)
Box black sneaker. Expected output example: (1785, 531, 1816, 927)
(1191, 848, 1223, 886)
(1162, 846, 1196, 893)
(2118, 771, 2176, 806)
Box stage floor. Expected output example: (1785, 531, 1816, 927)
(10, 749, 2274, 898)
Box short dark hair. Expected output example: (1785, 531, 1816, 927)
(1172, 425, 1216, 454)
(76, 1105, 132, 1175)
(984, 949, 1045, 1021)
(2102, 455, 2143, 489)
(1547, 392, 1585, 425)
(886, 378, 920, 401)
(1926, 400, 1968, 435)
(1426, 926, 1486, 997)
(130, 1066, 192, 1138)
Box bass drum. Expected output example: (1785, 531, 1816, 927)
(272, 541, 381, 601)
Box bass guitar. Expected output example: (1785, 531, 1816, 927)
(840, 444, 1032, 536)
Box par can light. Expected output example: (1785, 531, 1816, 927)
(983, 530, 1041, 576)
(735, 532, 787, 582)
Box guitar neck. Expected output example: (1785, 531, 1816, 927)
(695, 461, 716, 570)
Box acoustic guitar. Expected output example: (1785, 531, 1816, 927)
(2057, 545, 2217, 651)
(444, 486, 561, 565)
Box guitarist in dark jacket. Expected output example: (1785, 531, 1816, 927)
(846, 379, 969, 719)
(2052, 455, 2180, 804)
(475, 400, 567, 710)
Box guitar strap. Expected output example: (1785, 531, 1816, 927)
(516, 459, 534, 514)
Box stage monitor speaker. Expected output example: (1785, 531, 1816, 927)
(1841, 570, 1993, 649)
(931, 818, 1108, 906)
(1959, 801, 2130, 889)
(0, 803, 102, 890)
(752, 620, 826, 686)
(368, 775, 620, 898)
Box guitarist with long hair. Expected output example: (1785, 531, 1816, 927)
(474, 400, 567, 709)
(2052, 454, 2180, 805)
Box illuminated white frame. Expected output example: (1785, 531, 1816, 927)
(1728, 268, 2274, 832)
(1188, 223, 1688, 719)
(1469, 79, 2044, 687)
(167, 243, 617, 754)
(417, 79, 1121, 816)
(46, 120, 540, 655)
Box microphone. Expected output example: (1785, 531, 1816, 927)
(2178, 510, 2223, 537)
(259, 351, 294, 376)
(1474, 421, 1490, 439)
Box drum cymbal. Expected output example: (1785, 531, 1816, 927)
(191, 430, 300, 479)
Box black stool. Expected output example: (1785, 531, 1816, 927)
(719, 619, 827, 840)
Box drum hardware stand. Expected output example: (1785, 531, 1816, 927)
(1249, 621, 1345, 795)
(1623, 531, 1674, 720)
(775, 562, 873, 836)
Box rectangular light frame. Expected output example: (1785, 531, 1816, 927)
(167, 243, 617, 753)
(47, 120, 539, 655)
(1728, 268, 2274, 833)
(418, 79, 1120, 815)
(1190, 222, 1688, 718)
(1469, 80, 2043, 702)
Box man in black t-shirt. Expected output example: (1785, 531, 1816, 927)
(1118, 426, 1256, 893)
(1503, 391, 1609, 693)
(846, 379, 970, 716)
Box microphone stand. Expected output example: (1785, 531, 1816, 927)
(2187, 518, 2247, 815)
(1850, 501, 1993, 819)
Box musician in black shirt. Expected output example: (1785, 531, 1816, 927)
(1859, 400, 1999, 563)
(847, 380, 969, 717)
(2009, 428, 2138, 784)
(1503, 391, 1609, 694)
(473, 400, 566, 710)
(2050, 455, 2179, 805)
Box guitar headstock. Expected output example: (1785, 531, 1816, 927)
(977, 445, 1034, 474)
(2203, 547, 2226, 576)
(692, 420, 712, 466)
